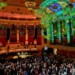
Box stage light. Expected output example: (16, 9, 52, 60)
(44, 46, 48, 50)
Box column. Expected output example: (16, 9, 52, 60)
(41, 27, 44, 46)
(7, 39, 10, 44)
(34, 26, 37, 47)
(25, 26, 28, 47)
(65, 20, 70, 43)
(50, 22, 54, 43)
(7, 27, 10, 44)
(57, 21, 61, 43)
(72, 19, 75, 36)
(34, 39, 37, 47)
(17, 27, 19, 43)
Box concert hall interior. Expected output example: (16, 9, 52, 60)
(0, 0, 75, 75)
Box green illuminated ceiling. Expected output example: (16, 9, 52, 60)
(34, 0, 75, 43)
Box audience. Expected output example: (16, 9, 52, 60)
(0, 54, 75, 75)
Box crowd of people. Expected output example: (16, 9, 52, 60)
(0, 54, 75, 75)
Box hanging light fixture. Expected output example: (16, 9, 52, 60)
(25, 0, 36, 10)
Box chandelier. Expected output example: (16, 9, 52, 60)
(25, 0, 36, 10)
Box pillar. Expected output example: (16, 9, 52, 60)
(25, 26, 28, 47)
(51, 23, 54, 43)
(41, 27, 44, 46)
(7, 39, 10, 44)
(7, 27, 10, 44)
(72, 19, 75, 36)
(66, 20, 70, 43)
(34, 26, 37, 47)
(57, 21, 61, 43)
(17, 27, 19, 43)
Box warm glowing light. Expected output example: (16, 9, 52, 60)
(34, 40, 37, 45)
(12, 56, 18, 59)
(54, 48, 57, 55)
(17, 52, 31, 58)
(62, 29, 65, 32)
(25, 1, 36, 10)
(25, 1, 36, 8)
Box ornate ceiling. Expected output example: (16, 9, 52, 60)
(0, 0, 43, 25)
(0, 0, 43, 8)
(0, 0, 75, 18)
(0, 0, 43, 16)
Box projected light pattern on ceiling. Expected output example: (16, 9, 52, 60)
(34, 0, 75, 44)
(49, 3, 62, 12)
